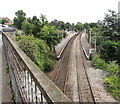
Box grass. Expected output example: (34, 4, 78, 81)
(92, 55, 120, 102)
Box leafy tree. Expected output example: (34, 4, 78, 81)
(95, 10, 120, 63)
(99, 10, 120, 41)
(74, 22, 84, 32)
(27, 17, 33, 24)
(58, 21, 65, 30)
(40, 14, 48, 27)
(50, 19, 66, 30)
(22, 20, 33, 35)
(13, 10, 26, 29)
(99, 40, 120, 63)
(71, 23, 74, 30)
(40, 25, 61, 51)
(84, 22, 98, 30)
(31, 16, 41, 36)
(50, 19, 58, 26)
(65, 22, 72, 31)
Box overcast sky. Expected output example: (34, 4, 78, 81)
(0, 0, 120, 23)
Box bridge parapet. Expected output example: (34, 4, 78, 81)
(2, 32, 71, 103)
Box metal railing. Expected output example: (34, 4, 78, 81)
(2, 32, 71, 103)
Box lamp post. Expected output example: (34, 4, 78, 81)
(94, 33, 96, 50)
(89, 31, 91, 46)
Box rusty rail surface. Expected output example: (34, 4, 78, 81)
(2, 32, 71, 103)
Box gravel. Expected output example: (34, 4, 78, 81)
(86, 67, 118, 102)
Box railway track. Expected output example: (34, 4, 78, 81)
(53, 34, 78, 92)
(77, 33, 95, 102)
(47, 32, 95, 103)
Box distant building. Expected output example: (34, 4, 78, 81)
(0, 17, 13, 24)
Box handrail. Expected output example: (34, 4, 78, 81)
(2, 32, 71, 103)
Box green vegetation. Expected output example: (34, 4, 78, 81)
(13, 10, 85, 72)
(99, 40, 120, 62)
(13, 9, 120, 101)
(86, 10, 120, 63)
(39, 25, 61, 50)
(92, 55, 107, 71)
(50, 19, 84, 32)
(13, 10, 26, 29)
(13, 10, 68, 72)
(89, 10, 120, 102)
(14, 35, 56, 71)
(104, 62, 120, 102)
(92, 55, 120, 102)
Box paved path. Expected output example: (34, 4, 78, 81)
(0, 33, 12, 103)
(81, 32, 91, 59)
(55, 32, 76, 57)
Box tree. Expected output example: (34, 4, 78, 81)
(31, 16, 41, 36)
(40, 25, 61, 51)
(22, 20, 33, 35)
(40, 14, 48, 27)
(13, 10, 26, 29)
(99, 10, 120, 41)
(98, 40, 120, 63)
(50, 20, 66, 30)
(74, 22, 84, 32)
(65, 22, 71, 31)
(94, 10, 120, 63)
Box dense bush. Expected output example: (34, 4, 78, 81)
(14, 35, 56, 71)
(92, 55, 107, 70)
(104, 75, 120, 102)
(104, 61, 120, 102)
(99, 40, 120, 63)
(92, 55, 120, 102)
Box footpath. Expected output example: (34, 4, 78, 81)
(55, 32, 76, 58)
(0, 33, 12, 103)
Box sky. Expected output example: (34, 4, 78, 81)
(0, 0, 120, 24)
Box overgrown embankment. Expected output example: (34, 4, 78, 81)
(92, 55, 120, 102)
(13, 35, 56, 72)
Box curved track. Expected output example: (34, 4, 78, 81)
(54, 34, 78, 92)
(47, 32, 95, 103)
